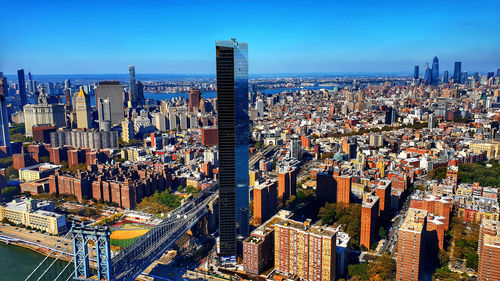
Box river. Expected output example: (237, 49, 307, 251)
(0, 242, 75, 281)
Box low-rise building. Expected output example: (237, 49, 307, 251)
(0, 197, 66, 235)
(19, 163, 61, 182)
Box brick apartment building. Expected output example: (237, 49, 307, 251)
(478, 219, 500, 281)
(253, 179, 277, 225)
(48, 162, 172, 209)
(274, 218, 337, 281)
(360, 194, 379, 249)
(277, 166, 297, 206)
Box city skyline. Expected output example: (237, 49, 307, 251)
(1, 0, 499, 74)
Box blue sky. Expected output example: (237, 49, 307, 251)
(1, 0, 499, 75)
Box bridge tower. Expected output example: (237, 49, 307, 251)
(71, 222, 113, 281)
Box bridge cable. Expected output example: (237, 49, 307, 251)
(34, 238, 74, 281)
(24, 231, 73, 281)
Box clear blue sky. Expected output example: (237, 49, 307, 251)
(1, 0, 499, 75)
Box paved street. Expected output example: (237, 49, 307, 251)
(378, 191, 413, 255)
(0, 223, 73, 255)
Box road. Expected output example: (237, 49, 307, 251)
(377, 190, 413, 255)
(0, 223, 73, 256)
(249, 145, 276, 168)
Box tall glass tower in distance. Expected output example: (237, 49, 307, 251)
(17, 69, 27, 107)
(431, 56, 439, 85)
(128, 65, 137, 107)
(216, 39, 249, 259)
(454, 62, 462, 83)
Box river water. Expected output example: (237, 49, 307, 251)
(0, 242, 74, 281)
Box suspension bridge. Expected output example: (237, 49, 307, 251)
(24, 182, 218, 281)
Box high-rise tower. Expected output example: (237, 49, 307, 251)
(413, 65, 419, 80)
(431, 56, 439, 85)
(423, 63, 431, 85)
(453, 62, 462, 83)
(188, 89, 201, 112)
(17, 69, 27, 107)
(128, 65, 137, 107)
(96, 81, 124, 125)
(216, 39, 249, 258)
(75, 87, 93, 129)
(0, 73, 10, 152)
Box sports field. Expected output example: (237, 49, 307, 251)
(109, 221, 152, 248)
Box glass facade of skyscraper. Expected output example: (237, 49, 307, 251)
(216, 39, 249, 258)
(454, 62, 462, 83)
(17, 69, 27, 107)
(129, 65, 137, 107)
(431, 56, 439, 85)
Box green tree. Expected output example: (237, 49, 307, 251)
(465, 252, 478, 270)
(39, 156, 50, 163)
(368, 255, 396, 281)
(0, 156, 13, 168)
(348, 263, 369, 280)
(5, 166, 18, 179)
(438, 249, 450, 267)
(429, 166, 447, 180)
(1, 186, 20, 201)
(378, 226, 387, 238)
(254, 141, 262, 150)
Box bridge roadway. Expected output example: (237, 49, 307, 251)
(111, 182, 218, 281)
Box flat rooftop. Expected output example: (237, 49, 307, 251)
(400, 208, 428, 233)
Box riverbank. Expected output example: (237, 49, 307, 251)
(0, 223, 165, 280)
(0, 238, 73, 262)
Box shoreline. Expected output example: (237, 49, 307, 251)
(1, 233, 157, 281)
(1, 238, 73, 262)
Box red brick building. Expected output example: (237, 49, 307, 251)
(278, 166, 297, 206)
(360, 195, 379, 249)
(48, 163, 172, 209)
(274, 218, 337, 281)
(376, 180, 392, 218)
(200, 127, 218, 147)
(410, 193, 452, 230)
(253, 179, 277, 225)
(478, 219, 500, 281)
(188, 89, 201, 112)
(335, 175, 351, 204)
(396, 209, 426, 281)
(243, 220, 275, 275)
(32, 125, 56, 143)
(68, 149, 86, 168)
(12, 153, 37, 170)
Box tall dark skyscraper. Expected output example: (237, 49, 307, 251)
(17, 69, 27, 107)
(27, 72, 33, 93)
(497, 68, 500, 77)
(413, 66, 419, 80)
(423, 63, 431, 85)
(128, 65, 137, 107)
(216, 39, 249, 259)
(443, 70, 449, 84)
(136, 81, 144, 106)
(0, 73, 10, 152)
(431, 56, 439, 85)
(453, 62, 462, 83)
